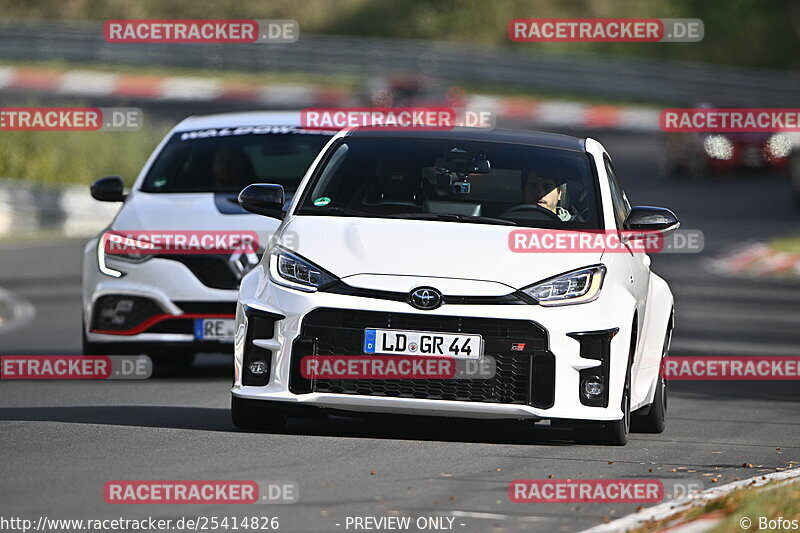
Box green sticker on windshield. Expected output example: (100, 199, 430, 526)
(313, 197, 331, 206)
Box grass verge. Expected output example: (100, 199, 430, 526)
(0, 118, 170, 187)
(629, 478, 800, 533)
(770, 234, 800, 255)
(705, 479, 800, 532)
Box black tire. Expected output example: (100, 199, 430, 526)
(231, 396, 288, 432)
(597, 317, 640, 446)
(596, 366, 631, 446)
(632, 312, 674, 434)
(632, 375, 666, 433)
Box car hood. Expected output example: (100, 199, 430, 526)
(111, 192, 280, 233)
(282, 216, 604, 290)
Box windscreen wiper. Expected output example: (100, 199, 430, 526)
(296, 206, 378, 217)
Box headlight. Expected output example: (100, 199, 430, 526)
(268, 246, 337, 292)
(766, 133, 792, 158)
(702, 135, 733, 160)
(97, 231, 154, 278)
(521, 265, 606, 306)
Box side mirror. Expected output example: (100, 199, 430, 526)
(238, 184, 285, 219)
(90, 176, 126, 202)
(623, 206, 680, 238)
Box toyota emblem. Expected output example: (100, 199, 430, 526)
(408, 287, 443, 310)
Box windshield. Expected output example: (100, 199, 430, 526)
(140, 126, 333, 193)
(296, 137, 602, 228)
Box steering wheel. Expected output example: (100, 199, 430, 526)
(500, 204, 562, 222)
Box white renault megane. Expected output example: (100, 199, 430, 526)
(232, 128, 677, 445)
(82, 112, 335, 365)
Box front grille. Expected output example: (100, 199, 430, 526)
(290, 308, 554, 407)
(160, 255, 239, 290)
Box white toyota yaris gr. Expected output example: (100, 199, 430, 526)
(232, 128, 677, 445)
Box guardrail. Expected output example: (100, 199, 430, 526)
(0, 18, 799, 106)
(0, 178, 118, 237)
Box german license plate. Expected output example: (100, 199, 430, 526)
(363, 328, 483, 360)
(194, 318, 235, 342)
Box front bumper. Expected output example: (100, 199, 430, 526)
(83, 239, 239, 350)
(232, 266, 637, 422)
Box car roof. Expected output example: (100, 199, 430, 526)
(174, 111, 304, 131)
(343, 127, 585, 151)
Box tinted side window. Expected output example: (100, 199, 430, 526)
(604, 155, 630, 228)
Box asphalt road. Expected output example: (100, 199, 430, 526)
(1, 131, 799, 533)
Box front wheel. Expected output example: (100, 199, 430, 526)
(231, 396, 288, 432)
(593, 318, 637, 446)
(596, 370, 631, 446)
(632, 315, 673, 433)
(632, 375, 666, 433)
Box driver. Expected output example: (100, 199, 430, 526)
(212, 146, 255, 189)
(521, 170, 573, 221)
